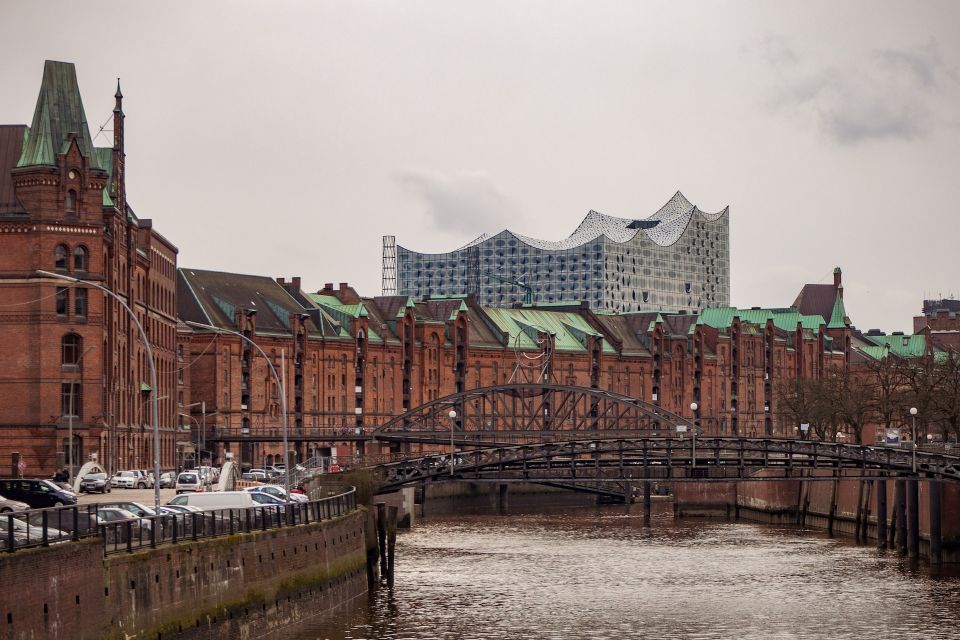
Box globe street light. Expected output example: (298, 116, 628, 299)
(690, 402, 699, 470)
(448, 409, 457, 476)
(910, 407, 918, 474)
(37, 270, 162, 512)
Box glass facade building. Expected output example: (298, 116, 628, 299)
(391, 191, 730, 313)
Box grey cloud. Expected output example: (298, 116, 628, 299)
(760, 37, 956, 144)
(396, 169, 521, 237)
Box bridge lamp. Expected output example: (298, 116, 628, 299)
(910, 407, 918, 474)
(448, 410, 457, 476)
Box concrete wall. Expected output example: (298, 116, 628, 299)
(1, 509, 368, 639)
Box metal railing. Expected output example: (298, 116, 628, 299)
(2, 504, 102, 552)
(100, 487, 356, 555)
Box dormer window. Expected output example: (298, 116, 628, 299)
(66, 189, 77, 214)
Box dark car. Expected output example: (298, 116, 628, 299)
(79, 472, 111, 494)
(0, 479, 77, 508)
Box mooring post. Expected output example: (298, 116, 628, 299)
(498, 483, 508, 513)
(642, 480, 651, 523)
(386, 505, 398, 588)
(876, 478, 887, 550)
(930, 479, 942, 565)
(827, 479, 839, 536)
(907, 478, 920, 559)
(623, 482, 633, 509)
(854, 480, 865, 543)
(895, 478, 907, 554)
(376, 502, 387, 576)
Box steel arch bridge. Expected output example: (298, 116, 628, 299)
(371, 436, 960, 500)
(373, 383, 691, 445)
(367, 384, 960, 501)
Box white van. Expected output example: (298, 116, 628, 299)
(179, 491, 254, 510)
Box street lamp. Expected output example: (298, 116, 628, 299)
(690, 402, 699, 470)
(910, 407, 918, 474)
(184, 401, 206, 467)
(38, 270, 162, 513)
(184, 320, 289, 497)
(448, 409, 457, 476)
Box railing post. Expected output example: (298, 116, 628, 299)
(191, 512, 198, 542)
(230, 509, 235, 536)
(6, 514, 14, 552)
(41, 510, 49, 547)
(150, 516, 157, 548)
(72, 506, 79, 541)
(125, 521, 133, 553)
(172, 513, 179, 544)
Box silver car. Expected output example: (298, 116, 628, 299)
(0, 494, 29, 513)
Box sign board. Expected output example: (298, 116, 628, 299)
(884, 429, 901, 445)
(676, 425, 688, 433)
(800, 423, 810, 434)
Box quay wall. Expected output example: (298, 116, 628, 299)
(1, 509, 368, 640)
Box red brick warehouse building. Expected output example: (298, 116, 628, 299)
(0, 61, 180, 477)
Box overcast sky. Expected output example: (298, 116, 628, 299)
(2, 1, 958, 332)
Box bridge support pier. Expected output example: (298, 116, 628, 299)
(907, 478, 920, 560)
(376, 502, 387, 576)
(895, 478, 907, 554)
(930, 480, 942, 565)
(387, 505, 398, 587)
(875, 479, 887, 550)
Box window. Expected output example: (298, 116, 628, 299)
(74, 287, 87, 317)
(61, 382, 81, 418)
(66, 190, 76, 214)
(56, 287, 69, 316)
(62, 334, 82, 366)
(73, 246, 87, 271)
(55, 245, 68, 271)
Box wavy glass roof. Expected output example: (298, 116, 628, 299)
(453, 191, 727, 252)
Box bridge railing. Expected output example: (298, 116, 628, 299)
(100, 487, 357, 555)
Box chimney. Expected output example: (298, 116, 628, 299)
(276, 277, 285, 285)
(833, 267, 842, 289)
(292, 276, 301, 289)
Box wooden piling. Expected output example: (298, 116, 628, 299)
(875, 478, 887, 550)
(907, 478, 919, 559)
(386, 505, 398, 587)
(376, 502, 387, 576)
(930, 480, 942, 565)
(895, 478, 907, 554)
(827, 479, 839, 536)
(642, 481, 651, 523)
(854, 480, 864, 542)
(497, 483, 508, 513)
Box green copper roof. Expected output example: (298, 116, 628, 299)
(307, 294, 375, 339)
(864, 333, 927, 358)
(482, 307, 614, 353)
(18, 61, 103, 170)
(697, 306, 824, 333)
(827, 294, 850, 329)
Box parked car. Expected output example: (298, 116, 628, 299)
(0, 479, 77, 508)
(98, 501, 157, 518)
(159, 503, 203, 514)
(175, 471, 203, 494)
(79, 472, 111, 494)
(175, 491, 256, 510)
(249, 492, 286, 506)
(0, 516, 68, 547)
(97, 507, 151, 542)
(241, 471, 267, 482)
(137, 470, 156, 488)
(245, 485, 307, 503)
(0, 493, 30, 513)
(25, 509, 100, 536)
(159, 472, 176, 489)
(111, 470, 152, 489)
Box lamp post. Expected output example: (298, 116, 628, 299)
(184, 320, 289, 497)
(910, 407, 918, 474)
(690, 402, 699, 470)
(183, 401, 206, 467)
(38, 270, 162, 512)
(448, 409, 457, 476)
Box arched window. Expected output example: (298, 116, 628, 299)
(73, 246, 87, 272)
(66, 190, 77, 214)
(62, 333, 82, 366)
(55, 245, 68, 271)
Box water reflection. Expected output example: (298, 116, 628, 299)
(286, 500, 960, 640)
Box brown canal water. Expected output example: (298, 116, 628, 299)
(282, 499, 960, 639)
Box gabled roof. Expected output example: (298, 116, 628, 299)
(863, 333, 928, 359)
(0, 125, 27, 215)
(589, 313, 650, 355)
(697, 306, 824, 333)
(177, 268, 317, 334)
(17, 61, 103, 170)
(792, 283, 839, 325)
(480, 307, 614, 353)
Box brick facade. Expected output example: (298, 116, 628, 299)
(0, 61, 179, 476)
